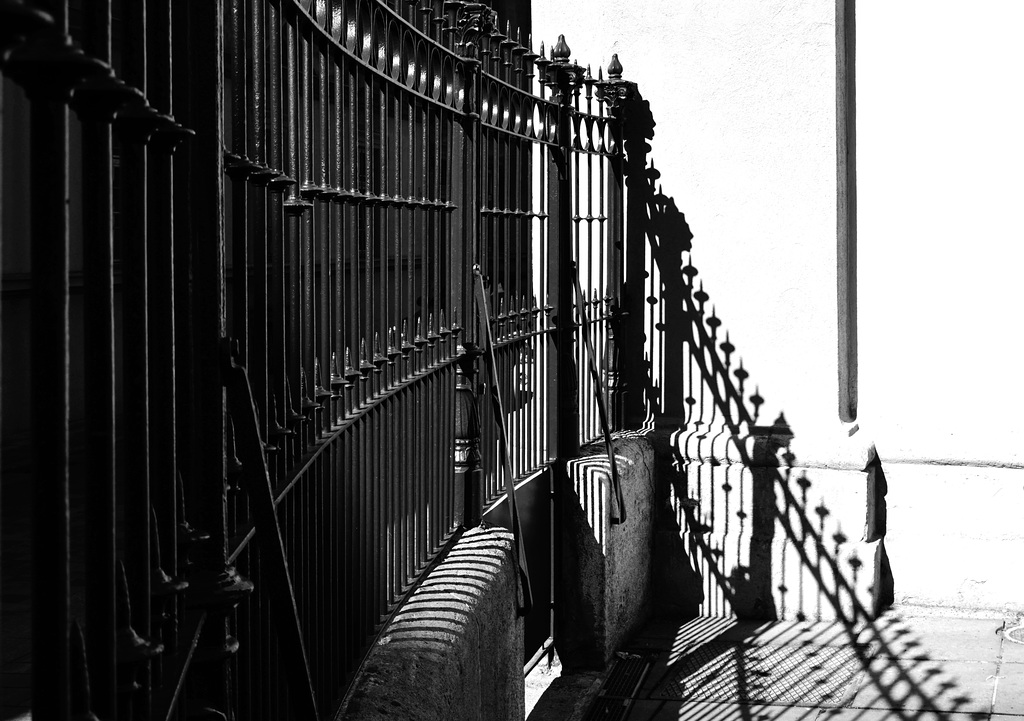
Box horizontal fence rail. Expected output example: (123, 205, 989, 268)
(0, 0, 638, 719)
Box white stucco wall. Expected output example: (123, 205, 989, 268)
(534, 0, 848, 462)
(857, 1, 1024, 467)
(856, 1, 1024, 612)
(533, 0, 1024, 613)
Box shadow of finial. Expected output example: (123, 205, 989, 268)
(720, 332, 735, 367)
(706, 306, 721, 336)
(749, 385, 763, 421)
(734, 359, 748, 393)
(693, 280, 709, 308)
(796, 472, 811, 492)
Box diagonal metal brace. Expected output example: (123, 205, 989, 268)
(474, 268, 534, 617)
(222, 340, 319, 721)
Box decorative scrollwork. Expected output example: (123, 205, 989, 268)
(451, 2, 496, 56)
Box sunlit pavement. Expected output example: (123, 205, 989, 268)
(563, 612, 1023, 721)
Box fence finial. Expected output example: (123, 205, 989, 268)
(552, 34, 571, 62)
(71, 621, 100, 721)
(608, 53, 623, 80)
(116, 560, 164, 666)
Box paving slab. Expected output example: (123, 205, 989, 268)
(865, 613, 1005, 662)
(647, 639, 860, 708)
(628, 617, 739, 654)
(580, 615, 1016, 721)
(846, 658, 997, 714)
(625, 699, 822, 721)
(820, 709, 989, 721)
(714, 621, 858, 649)
(992, 662, 1024, 716)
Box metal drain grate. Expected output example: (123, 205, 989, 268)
(651, 641, 860, 707)
(1006, 625, 1024, 645)
(583, 654, 652, 721)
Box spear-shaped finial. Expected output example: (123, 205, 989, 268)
(70, 621, 100, 721)
(151, 506, 188, 598)
(372, 332, 387, 373)
(358, 339, 376, 389)
(401, 318, 415, 354)
(116, 561, 164, 665)
(298, 368, 318, 412)
(314, 357, 331, 401)
(330, 351, 344, 391)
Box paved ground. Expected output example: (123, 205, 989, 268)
(560, 612, 1024, 721)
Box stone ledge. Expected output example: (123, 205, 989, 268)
(338, 526, 525, 721)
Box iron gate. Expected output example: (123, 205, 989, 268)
(0, 0, 636, 719)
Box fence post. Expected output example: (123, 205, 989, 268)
(451, 5, 493, 528)
(544, 35, 583, 464)
(2, 10, 102, 719)
(596, 56, 639, 430)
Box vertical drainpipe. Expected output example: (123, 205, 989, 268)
(837, 0, 857, 423)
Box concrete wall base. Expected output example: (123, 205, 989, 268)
(338, 526, 524, 721)
(558, 434, 656, 670)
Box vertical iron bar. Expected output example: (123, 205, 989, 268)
(180, 1, 238, 716)
(547, 60, 580, 466)
(24, 3, 73, 716)
(79, 0, 118, 714)
(118, 0, 155, 713)
(147, 0, 182, 657)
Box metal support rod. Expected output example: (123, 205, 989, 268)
(30, 57, 72, 721)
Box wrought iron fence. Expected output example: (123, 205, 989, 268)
(0, 0, 636, 719)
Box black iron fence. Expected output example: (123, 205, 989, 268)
(0, 0, 636, 719)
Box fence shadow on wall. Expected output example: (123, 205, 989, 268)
(617, 93, 990, 717)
